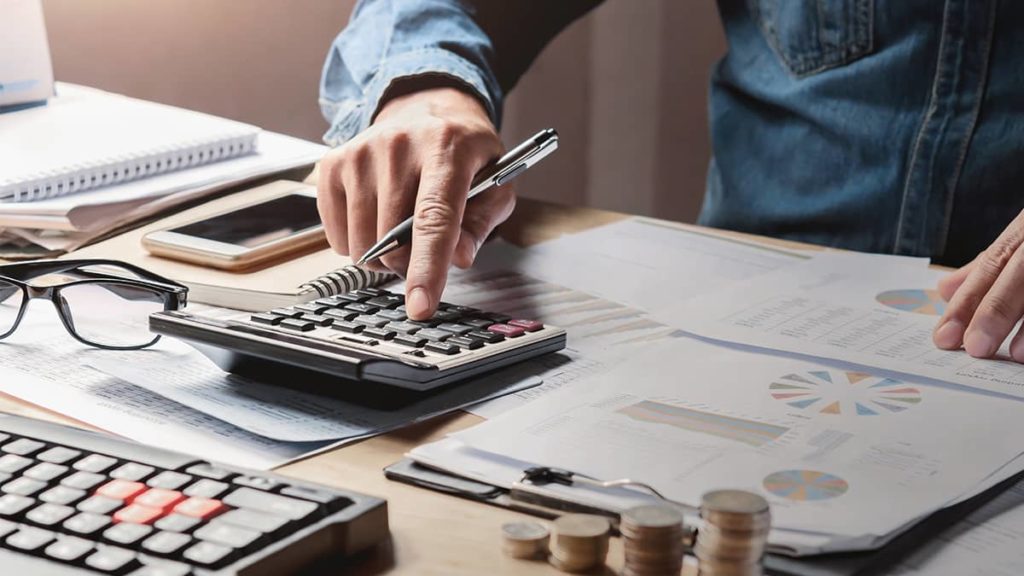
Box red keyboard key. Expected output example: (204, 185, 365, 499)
(113, 503, 164, 524)
(174, 497, 226, 519)
(487, 324, 525, 338)
(134, 489, 186, 512)
(96, 480, 147, 502)
(508, 319, 543, 332)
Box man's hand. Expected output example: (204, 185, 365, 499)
(934, 209, 1024, 360)
(317, 87, 513, 320)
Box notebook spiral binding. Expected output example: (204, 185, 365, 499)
(300, 265, 396, 299)
(1, 132, 258, 202)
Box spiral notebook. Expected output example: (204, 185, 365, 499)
(0, 83, 261, 202)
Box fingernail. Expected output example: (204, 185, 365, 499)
(933, 320, 965, 349)
(407, 287, 431, 319)
(1012, 335, 1024, 362)
(964, 328, 999, 358)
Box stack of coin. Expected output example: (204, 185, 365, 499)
(695, 490, 771, 576)
(501, 521, 550, 560)
(548, 514, 611, 572)
(620, 504, 685, 576)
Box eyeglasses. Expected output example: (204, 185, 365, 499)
(0, 259, 188, 350)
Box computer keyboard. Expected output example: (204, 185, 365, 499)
(0, 412, 388, 575)
(150, 287, 566, 392)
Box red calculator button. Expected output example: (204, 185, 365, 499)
(508, 319, 543, 332)
(487, 324, 525, 338)
(134, 488, 186, 512)
(174, 497, 226, 519)
(96, 480, 147, 502)
(113, 503, 163, 524)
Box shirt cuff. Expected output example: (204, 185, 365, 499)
(320, 48, 500, 147)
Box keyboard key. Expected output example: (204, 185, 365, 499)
(0, 454, 32, 474)
(294, 303, 329, 315)
(425, 342, 460, 355)
(353, 314, 390, 328)
(194, 520, 261, 548)
(232, 475, 282, 491)
(110, 462, 154, 482)
(343, 302, 379, 315)
(183, 540, 233, 566)
(362, 327, 396, 340)
(141, 530, 192, 555)
(62, 471, 106, 491)
(3, 477, 47, 496)
(470, 329, 506, 343)
(269, 307, 302, 318)
(248, 313, 282, 326)
(73, 454, 118, 474)
(487, 324, 525, 338)
(64, 512, 112, 536)
(77, 496, 122, 516)
(27, 502, 75, 526)
(299, 313, 334, 327)
(38, 446, 81, 464)
(40, 486, 86, 506)
(437, 323, 474, 336)
(44, 535, 95, 562)
(508, 319, 544, 332)
(330, 320, 364, 334)
(323, 308, 359, 322)
(223, 487, 318, 521)
(279, 318, 315, 332)
(417, 328, 452, 342)
(146, 471, 192, 491)
(25, 462, 69, 482)
(114, 504, 164, 525)
(393, 334, 427, 348)
(0, 493, 34, 516)
(183, 479, 229, 499)
(218, 508, 289, 533)
(173, 497, 225, 520)
(184, 464, 234, 481)
(85, 546, 138, 572)
(104, 521, 153, 545)
(134, 489, 186, 512)
(376, 308, 407, 321)
(98, 480, 147, 502)
(3, 438, 45, 456)
(7, 525, 56, 551)
(447, 336, 484, 350)
(153, 513, 200, 533)
(386, 321, 422, 334)
(365, 294, 404, 309)
(279, 486, 352, 512)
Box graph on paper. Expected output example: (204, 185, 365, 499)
(875, 289, 947, 316)
(616, 400, 789, 447)
(769, 371, 921, 416)
(763, 469, 849, 502)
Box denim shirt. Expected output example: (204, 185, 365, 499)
(320, 0, 1022, 266)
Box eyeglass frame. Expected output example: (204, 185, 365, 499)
(0, 258, 188, 350)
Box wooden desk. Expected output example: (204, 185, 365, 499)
(0, 199, 812, 575)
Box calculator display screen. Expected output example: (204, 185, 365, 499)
(171, 193, 322, 249)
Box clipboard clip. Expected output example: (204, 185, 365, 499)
(519, 466, 670, 501)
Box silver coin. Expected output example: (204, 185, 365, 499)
(502, 521, 550, 542)
(701, 490, 769, 516)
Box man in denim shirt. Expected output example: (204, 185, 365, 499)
(316, 1, 1024, 363)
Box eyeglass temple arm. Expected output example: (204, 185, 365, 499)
(0, 259, 185, 290)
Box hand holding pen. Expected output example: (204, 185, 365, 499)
(316, 87, 558, 321)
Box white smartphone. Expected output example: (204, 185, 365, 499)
(142, 186, 326, 271)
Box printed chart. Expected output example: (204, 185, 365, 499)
(617, 400, 789, 447)
(763, 469, 849, 502)
(769, 371, 921, 416)
(875, 289, 946, 316)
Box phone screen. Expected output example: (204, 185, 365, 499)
(170, 194, 322, 249)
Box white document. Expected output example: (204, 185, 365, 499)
(0, 0, 53, 107)
(453, 338, 1024, 542)
(668, 253, 1024, 399)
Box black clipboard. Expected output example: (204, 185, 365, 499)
(385, 457, 1024, 576)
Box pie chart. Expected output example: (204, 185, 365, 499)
(769, 370, 921, 416)
(763, 469, 848, 502)
(875, 289, 946, 316)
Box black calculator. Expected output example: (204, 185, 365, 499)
(149, 287, 566, 393)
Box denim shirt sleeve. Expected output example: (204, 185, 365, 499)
(319, 0, 601, 146)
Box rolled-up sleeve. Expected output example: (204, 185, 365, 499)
(319, 0, 601, 146)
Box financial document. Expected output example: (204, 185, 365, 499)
(670, 253, 1024, 399)
(453, 338, 1024, 544)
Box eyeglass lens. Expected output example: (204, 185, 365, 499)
(0, 279, 24, 337)
(57, 282, 165, 348)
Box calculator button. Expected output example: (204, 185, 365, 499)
(417, 328, 452, 342)
(62, 471, 106, 491)
(508, 319, 544, 332)
(134, 489, 186, 512)
(194, 520, 261, 548)
(313, 297, 346, 308)
(335, 293, 370, 304)
(7, 525, 56, 551)
(468, 330, 505, 343)
(353, 315, 390, 328)
(324, 309, 359, 322)
(114, 504, 164, 525)
(437, 323, 474, 336)
(249, 313, 282, 326)
(3, 477, 47, 496)
(393, 335, 428, 348)
(104, 521, 153, 545)
(343, 303, 380, 315)
(3, 438, 45, 456)
(76, 496, 122, 516)
(462, 317, 494, 329)
(365, 295, 404, 309)
(40, 486, 86, 506)
(111, 463, 156, 482)
(485, 313, 512, 323)
(269, 307, 302, 318)
(27, 502, 76, 526)
(486, 324, 525, 338)
(330, 320, 365, 334)
(447, 336, 484, 350)
(299, 314, 333, 327)
(362, 328, 396, 341)
(218, 508, 289, 533)
(183, 479, 229, 499)
(354, 288, 385, 297)
(231, 475, 282, 491)
(146, 471, 192, 491)
(279, 318, 315, 332)
(183, 540, 233, 566)
(44, 535, 95, 562)
(425, 342, 460, 355)
(223, 488, 318, 521)
(376, 308, 407, 321)
(84, 546, 138, 572)
(387, 321, 422, 334)
(38, 446, 82, 464)
(97, 480, 147, 502)
(174, 497, 226, 520)
(294, 303, 329, 315)
(184, 464, 235, 481)
(64, 512, 112, 535)
(428, 310, 461, 323)
(25, 462, 69, 482)
(0, 493, 34, 516)
(73, 454, 118, 473)
(154, 513, 201, 533)
(0, 454, 32, 473)
(141, 530, 193, 555)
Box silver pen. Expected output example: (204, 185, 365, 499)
(356, 128, 560, 265)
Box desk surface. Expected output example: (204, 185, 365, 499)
(0, 198, 816, 575)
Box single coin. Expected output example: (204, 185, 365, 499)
(503, 521, 550, 542)
(502, 521, 550, 559)
(701, 490, 769, 516)
(553, 514, 612, 538)
(622, 504, 684, 529)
